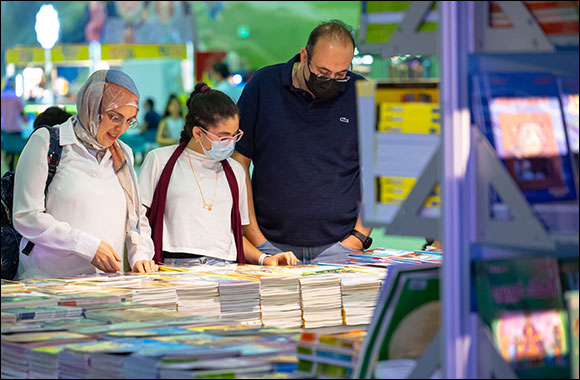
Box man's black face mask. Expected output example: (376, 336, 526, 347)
(304, 56, 346, 99)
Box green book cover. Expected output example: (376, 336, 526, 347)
(565, 290, 579, 379)
(354, 265, 440, 379)
(476, 258, 572, 378)
(379, 275, 440, 361)
(475, 258, 563, 326)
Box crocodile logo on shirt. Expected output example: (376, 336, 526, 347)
(339, 117, 350, 124)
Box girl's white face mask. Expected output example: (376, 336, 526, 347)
(202, 138, 236, 161)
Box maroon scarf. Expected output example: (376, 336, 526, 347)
(147, 142, 245, 264)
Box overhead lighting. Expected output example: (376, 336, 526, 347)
(35, 4, 60, 50)
(15, 74, 24, 97)
(362, 55, 374, 65)
(232, 74, 243, 85)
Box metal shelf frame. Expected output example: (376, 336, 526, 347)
(357, 1, 579, 378)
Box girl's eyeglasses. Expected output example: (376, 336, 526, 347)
(201, 128, 244, 143)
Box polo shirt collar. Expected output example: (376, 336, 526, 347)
(281, 54, 301, 91)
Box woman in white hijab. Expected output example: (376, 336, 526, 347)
(14, 70, 157, 279)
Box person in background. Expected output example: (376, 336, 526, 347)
(139, 83, 299, 267)
(210, 62, 243, 103)
(233, 20, 372, 264)
(34, 106, 72, 129)
(140, 98, 161, 142)
(156, 94, 184, 146)
(1, 77, 27, 135)
(1, 77, 29, 171)
(13, 69, 157, 279)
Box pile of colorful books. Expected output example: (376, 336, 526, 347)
(296, 328, 366, 378)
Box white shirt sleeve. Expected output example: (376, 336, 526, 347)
(13, 130, 101, 262)
(120, 144, 155, 269)
(137, 150, 160, 208)
(127, 189, 155, 269)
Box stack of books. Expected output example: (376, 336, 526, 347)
(156, 357, 273, 379)
(201, 274, 262, 325)
(236, 266, 303, 328)
(298, 272, 343, 328)
(296, 329, 366, 378)
(339, 273, 383, 325)
(29, 345, 69, 379)
(163, 277, 221, 317)
(56, 293, 125, 307)
(107, 282, 178, 311)
(1, 295, 58, 310)
(1, 332, 94, 379)
(2, 306, 85, 322)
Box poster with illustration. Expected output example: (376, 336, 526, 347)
(489, 97, 568, 159)
(493, 309, 569, 377)
(562, 93, 579, 154)
(488, 96, 575, 198)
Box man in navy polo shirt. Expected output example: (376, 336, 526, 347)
(233, 20, 372, 264)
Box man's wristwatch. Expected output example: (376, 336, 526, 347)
(349, 229, 373, 250)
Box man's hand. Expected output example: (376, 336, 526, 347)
(340, 235, 364, 251)
(91, 241, 122, 273)
(132, 260, 159, 273)
(263, 251, 300, 266)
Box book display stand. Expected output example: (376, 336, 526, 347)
(356, 1, 579, 378)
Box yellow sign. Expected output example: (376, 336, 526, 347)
(6, 44, 187, 65)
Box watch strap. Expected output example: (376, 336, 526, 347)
(350, 229, 372, 248)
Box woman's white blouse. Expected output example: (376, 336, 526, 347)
(13, 119, 154, 279)
(138, 145, 249, 261)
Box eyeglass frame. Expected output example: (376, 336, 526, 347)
(101, 109, 139, 129)
(306, 50, 351, 83)
(199, 126, 244, 144)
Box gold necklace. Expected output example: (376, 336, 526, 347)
(186, 149, 219, 211)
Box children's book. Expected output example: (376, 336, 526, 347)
(475, 257, 564, 326)
(492, 309, 570, 379)
(565, 290, 579, 379)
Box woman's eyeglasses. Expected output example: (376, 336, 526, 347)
(104, 111, 139, 129)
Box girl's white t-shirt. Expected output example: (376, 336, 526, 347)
(138, 145, 249, 261)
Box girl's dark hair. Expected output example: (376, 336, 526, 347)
(180, 82, 239, 143)
(163, 93, 183, 118)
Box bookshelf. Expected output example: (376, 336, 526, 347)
(356, 1, 579, 378)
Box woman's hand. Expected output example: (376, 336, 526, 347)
(263, 251, 300, 266)
(132, 260, 159, 273)
(91, 240, 122, 273)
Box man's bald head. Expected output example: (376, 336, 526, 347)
(306, 20, 355, 59)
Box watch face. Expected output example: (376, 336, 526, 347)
(363, 237, 373, 249)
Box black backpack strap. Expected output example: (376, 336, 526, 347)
(22, 125, 62, 256)
(44, 126, 63, 193)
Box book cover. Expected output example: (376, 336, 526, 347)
(565, 290, 579, 379)
(492, 309, 569, 379)
(475, 258, 563, 326)
(354, 265, 440, 379)
(380, 275, 440, 360)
